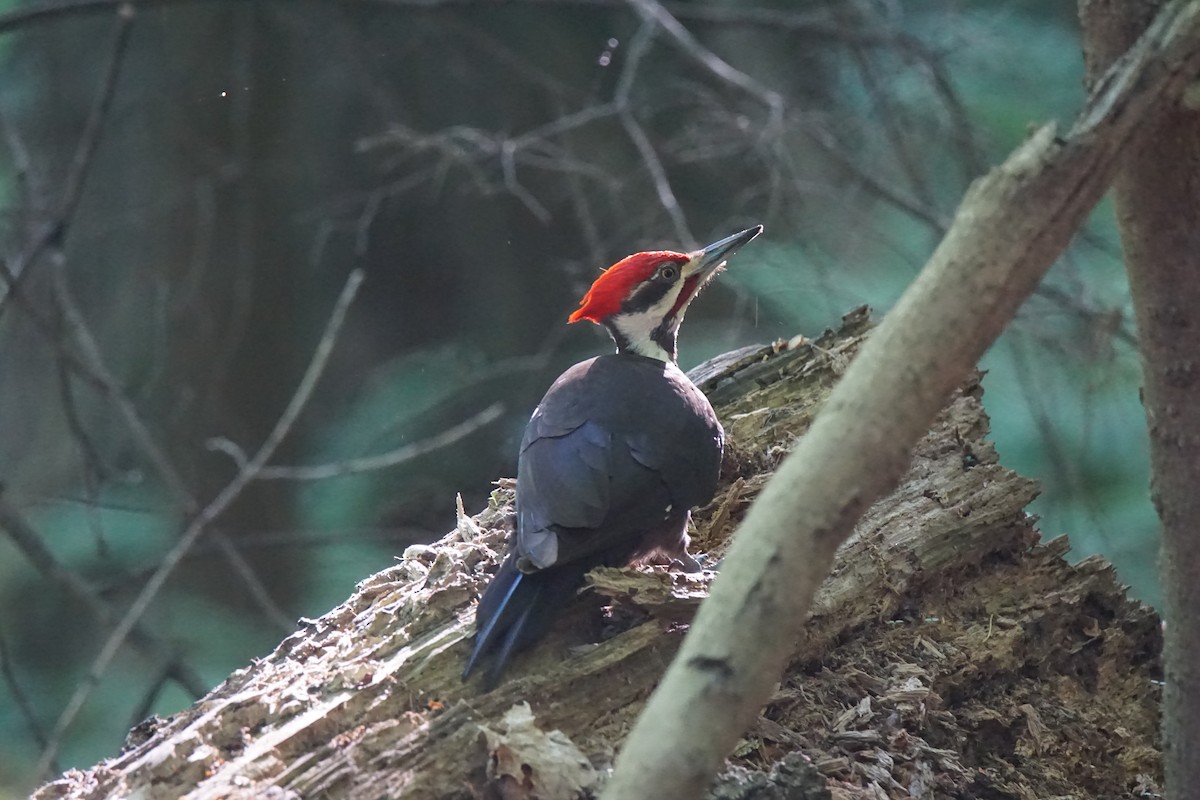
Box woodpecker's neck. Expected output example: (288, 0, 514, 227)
(596, 260, 701, 361)
(604, 315, 681, 362)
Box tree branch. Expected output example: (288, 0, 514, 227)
(33, 268, 367, 777)
(0, 492, 208, 698)
(0, 4, 133, 318)
(50, 256, 295, 633)
(602, 2, 1200, 797)
(1079, 1, 1200, 796)
(29, 318, 1162, 798)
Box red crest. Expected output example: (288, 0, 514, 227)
(568, 251, 689, 324)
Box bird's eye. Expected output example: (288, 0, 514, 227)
(657, 263, 679, 281)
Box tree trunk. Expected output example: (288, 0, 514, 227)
(1079, 2, 1200, 795)
(34, 310, 1162, 800)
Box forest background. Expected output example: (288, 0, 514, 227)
(0, 1, 1150, 794)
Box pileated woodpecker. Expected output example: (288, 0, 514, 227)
(464, 225, 763, 686)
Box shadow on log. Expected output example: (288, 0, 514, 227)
(36, 308, 1161, 800)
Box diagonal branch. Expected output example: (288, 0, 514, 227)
(244, 402, 504, 481)
(0, 623, 56, 773)
(0, 492, 208, 698)
(0, 4, 133, 318)
(50, 255, 294, 632)
(34, 268, 367, 778)
(625, 0, 784, 135)
(601, 2, 1200, 797)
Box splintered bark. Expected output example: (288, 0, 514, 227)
(35, 309, 1161, 800)
(1080, 2, 1200, 794)
(604, 3, 1200, 798)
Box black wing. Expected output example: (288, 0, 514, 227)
(464, 354, 722, 686)
(515, 354, 722, 569)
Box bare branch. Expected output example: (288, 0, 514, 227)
(34, 268, 367, 777)
(0, 623, 56, 772)
(602, 2, 1200, 797)
(0, 492, 208, 697)
(49, 255, 294, 632)
(0, 4, 133, 318)
(52, 260, 193, 506)
(621, 113, 694, 247)
(844, 36, 938, 217)
(0, 102, 44, 219)
(625, 0, 785, 137)
(53, 335, 112, 555)
(250, 402, 504, 481)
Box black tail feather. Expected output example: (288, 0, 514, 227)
(462, 557, 525, 681)
(463, 554, 590, 688)
(486, 596, 539, 688)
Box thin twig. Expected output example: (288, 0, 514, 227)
(249, 402, 504, 481)
(794, 114, 951, 233)
(845, 35, 937, 221)
(622, 112, 695, 248)
(34, 268, 367, 778)
(0, 622, 56, 769)
(0, 2, 134, 318)
(625, 0, 785, 138)
(0, 102, 44, 225)
(51, 255, 294, 631)
(0, 492, 207, 696)
(611, 22, 695, 247)
(907, 37, 988, 179)
(0, 0, 895, 44)
(54, 333, 112, 555)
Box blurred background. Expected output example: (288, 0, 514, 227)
(0, 0, 1151, 792)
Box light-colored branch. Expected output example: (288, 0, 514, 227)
(621, 111, 694, 248)
(601, 2, 1200, 798)
(0, 493, 208, 697)
(625, 0, 784, 136)
(34, 268, 366, 778)
(0, 3, 133, 316)
(240, 402, 504, 481)
(50, 256, 295, 633)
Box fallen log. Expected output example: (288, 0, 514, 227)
(36, 307, 1161, 800)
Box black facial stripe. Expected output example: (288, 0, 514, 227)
(620, 277, 675, 315)
(604, 317, 677, 361)
(604, 321, 632, 353)
(651, 320, 678, 362)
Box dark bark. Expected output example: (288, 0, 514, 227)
(1079, 1, 1200, 794)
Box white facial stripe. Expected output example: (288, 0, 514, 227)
(612, 279, 686, 361)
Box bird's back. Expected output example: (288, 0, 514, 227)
(464, 354, 722, 685)
(517, 354, 722, 565)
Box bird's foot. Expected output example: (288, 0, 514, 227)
(671, 551, 710, 574)
(647, 550, 719, 573)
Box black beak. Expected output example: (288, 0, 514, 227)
(688, 225, 764, 277)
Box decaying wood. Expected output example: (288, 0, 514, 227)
(603, 3, 1199, 797)
(34, 308, 1161, 800)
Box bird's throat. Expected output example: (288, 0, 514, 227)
(605, 313, 679, 362)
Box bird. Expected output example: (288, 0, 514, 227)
(463, 224, 763, 687)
